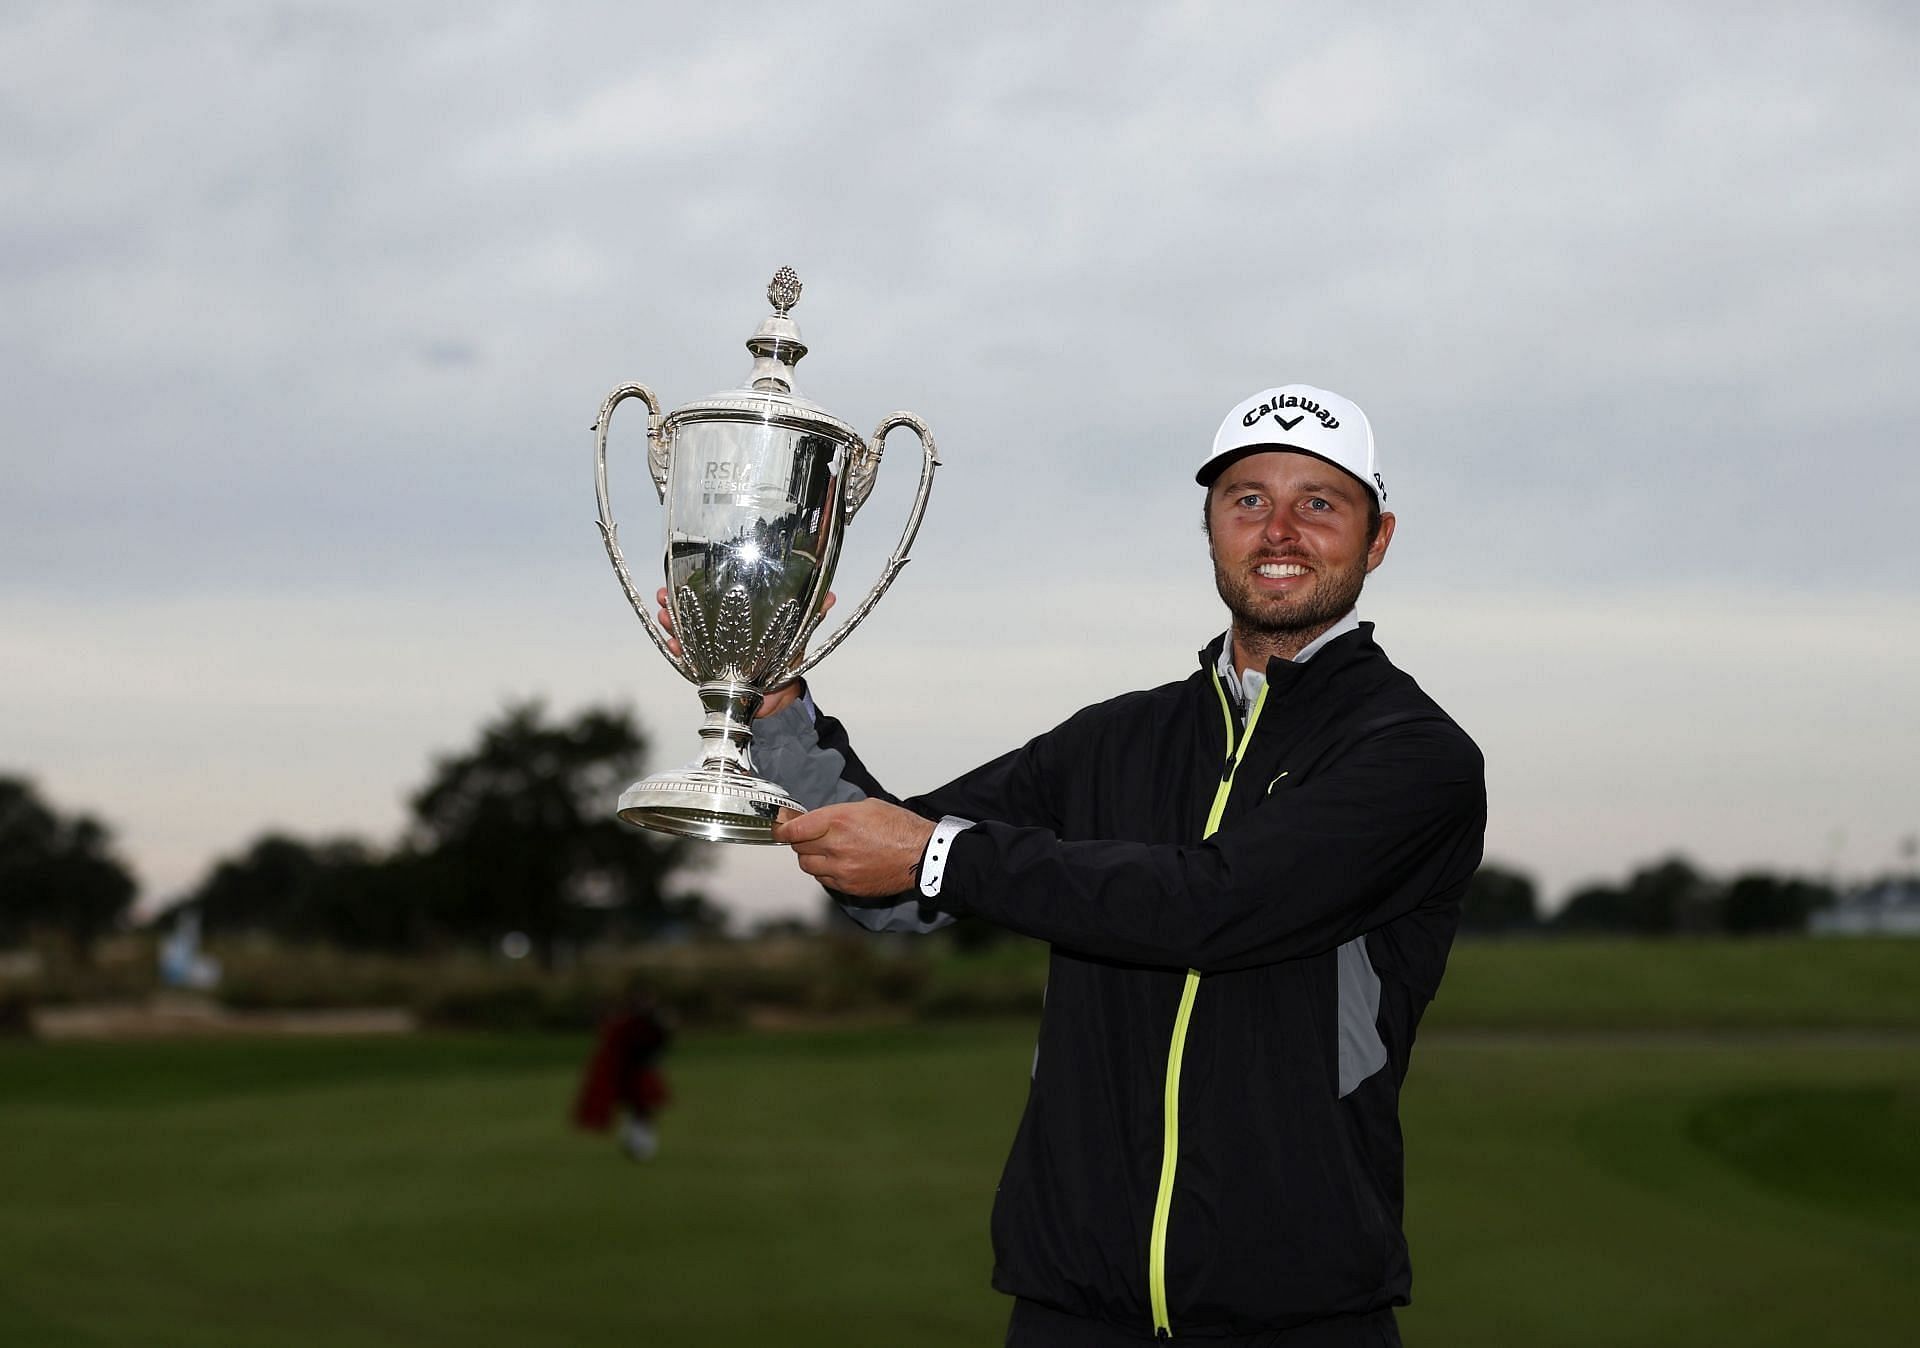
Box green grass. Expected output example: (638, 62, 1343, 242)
(1428, 936, 1920, 1029)
(0, 1026, 1031, 1347)
(1400, 1038, 1919, 1346)
(1, 1023, 1915, 1346)
(932, 934, 1920, 1029)
(3, 936, 1918, 1345)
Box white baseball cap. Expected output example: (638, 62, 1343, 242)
(1197, 384, 1386, 507)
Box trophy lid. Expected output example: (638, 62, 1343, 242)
(746, 265, 807, 390)
(666, 267, 858, 442)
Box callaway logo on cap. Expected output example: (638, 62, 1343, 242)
(1197, 384, 1386, 506)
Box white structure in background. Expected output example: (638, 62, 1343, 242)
(158, 910, 223, 989)
(1810, 878, 1920, 936)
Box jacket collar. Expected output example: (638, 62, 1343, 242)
(1197, 620, 1378, 690)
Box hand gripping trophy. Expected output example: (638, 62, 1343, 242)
(592, 268, 939, 843)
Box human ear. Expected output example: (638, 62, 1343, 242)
(1366, 512, 1396, 572)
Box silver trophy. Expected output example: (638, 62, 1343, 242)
(592, 267, 939, 843)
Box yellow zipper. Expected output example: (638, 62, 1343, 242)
(1148, 674, 1269, 1337)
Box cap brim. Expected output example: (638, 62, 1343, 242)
(1196, 444, 1378, 502)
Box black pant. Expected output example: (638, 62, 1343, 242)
(1005, 1298, 1401, 1348)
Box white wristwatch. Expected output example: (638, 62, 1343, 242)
(918, 816, 975, 899)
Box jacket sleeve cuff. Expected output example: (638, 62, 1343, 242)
(926, 821, 996, 916)
(916, 816, 975, 899)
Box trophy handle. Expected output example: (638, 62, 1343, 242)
(594, 382, 696, 682)
(781, 411, 940, 686)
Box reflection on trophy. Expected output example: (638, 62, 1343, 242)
(592, 268, 940, 843)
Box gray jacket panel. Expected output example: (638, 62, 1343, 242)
(753, 702, 956, 935)
(755, 702, 868, 810)
(1336, 935, 1388, 1097)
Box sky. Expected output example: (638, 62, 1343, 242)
(3, 1, 1916, 928)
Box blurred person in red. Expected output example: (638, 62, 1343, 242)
(572, 977, 673, 1160)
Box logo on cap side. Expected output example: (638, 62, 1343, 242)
(1373, 473, 1388, 501)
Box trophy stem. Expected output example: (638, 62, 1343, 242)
(695, 681, 764, 775)
(615, 680, 803, 844)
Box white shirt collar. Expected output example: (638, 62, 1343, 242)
(1215, 609, 1361, 710)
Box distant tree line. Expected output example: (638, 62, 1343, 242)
(0, 702, 718, 965)
(0, 777, 136, 961)
(1463, 856, 1838, 936)
(0, 714, 1889, 959)
(178, 701, 720, 964)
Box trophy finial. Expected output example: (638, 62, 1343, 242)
(768, 266, 802, 317)
(745, 267, 807, 391)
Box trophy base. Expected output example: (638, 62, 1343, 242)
(617, 767, 803, 845)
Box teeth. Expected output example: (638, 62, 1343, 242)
(1256, 563, 1308, 577)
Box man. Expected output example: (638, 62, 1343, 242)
(571, 976, 673, 1161)
(736, 384, 1484, 1344)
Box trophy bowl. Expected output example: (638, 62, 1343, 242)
(592, 267, 939, 843)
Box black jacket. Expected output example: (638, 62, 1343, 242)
(814, 624, 1485, 1338)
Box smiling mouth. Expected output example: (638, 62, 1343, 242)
(1254, 562, 1310, 578)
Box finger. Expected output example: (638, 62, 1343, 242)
(754, 690, 796, 718)
(794, 851, 835, 878)
(653, 586, 684, 656)
(774, 809, 836, 845)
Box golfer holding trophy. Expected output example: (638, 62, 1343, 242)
(591, 267, 1484, 1346)
(592, 267, 938, 843)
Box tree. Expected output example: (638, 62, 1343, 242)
(183, 832, 427, 951)
(1459, 863, 1540, 933)
(1722, 872, 1834, 934)
(190, 833, 328, 937)
(1552, 881, 1630, 932)
(0, 776, 138, 957)
(406, 701, 714, 963)
(1553, 856, 1720, 934)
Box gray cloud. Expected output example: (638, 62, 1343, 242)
(3, 2, 1915, 912)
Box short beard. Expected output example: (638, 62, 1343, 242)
(1210, 544, 1368, 660)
